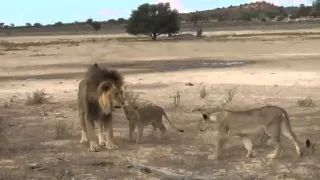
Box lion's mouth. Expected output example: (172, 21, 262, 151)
(114, 106, 122, 109)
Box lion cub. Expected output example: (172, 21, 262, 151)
(123, 103, 184, 144)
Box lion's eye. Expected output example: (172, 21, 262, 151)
(115, 92, 119, 96)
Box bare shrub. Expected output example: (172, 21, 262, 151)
(171, 91, 181, 107)
(218, 87, 237, 108)
(54, 120, 70, 139)
(25, 89, 50, 105)
(199, 86, 207, 99)
(297, 97, 315, 107)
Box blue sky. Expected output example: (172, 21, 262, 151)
(0, 0, 313, 26)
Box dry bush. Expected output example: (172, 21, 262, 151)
(297, 97, 315, 107)
(199, 85, 207, 99)
(171, 91, 181, 107)
(54, 120, 70, 139)
(25, 89, 50, 105)
(218, 87, 237, 108)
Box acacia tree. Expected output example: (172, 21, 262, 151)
(310, 0, 320, 17)
(125, 2, 180, 40)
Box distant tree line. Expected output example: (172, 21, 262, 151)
(183, 1, 320, 22)
(1, 0, 320, 40)
(0, 17, 128, 30)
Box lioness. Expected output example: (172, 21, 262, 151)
(78, 63, 126, 152)
(193, 105, 313, 160)
(122, 103, 184, 144)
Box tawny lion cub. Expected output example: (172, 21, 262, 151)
(193, 105, 314, 160)
(123, 103, 184, 144)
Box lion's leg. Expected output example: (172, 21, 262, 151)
(159, 123, 167, 140)
(84, 116, 99, 152)
(103, 116, 118, 150)
(136, 125, 144, 144)
(79, 111, 88, 144)
(210, 134, 228, 160)
(265, 120, 281, 159)
(97, 120, 106, 146)
(281, 121, 302, 156)
(149, 123, 157, 137)
(128, 122, 136, 141)
(242, 137, 253, 158)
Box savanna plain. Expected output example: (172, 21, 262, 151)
(1, 29, 320, 180)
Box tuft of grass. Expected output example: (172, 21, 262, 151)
(0, 118, 7, 155)
(54, 120, 70, 139)
(0, 169, 27, 180)
(25, 89, 50, 105)
(199, 86, 207, 99)
(171, 91, 181, 107)
(297, 96, 315, 107)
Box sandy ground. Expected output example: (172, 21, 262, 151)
(1, 31, 320, 179)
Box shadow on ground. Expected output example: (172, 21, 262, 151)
(0, 58, 256, 81)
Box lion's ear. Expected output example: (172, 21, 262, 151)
(99, 82, 113, 92)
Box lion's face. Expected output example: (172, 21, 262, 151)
(112, 86, 126, 109)
(97, 82, 126, 114)
(123, 104, 139, 120)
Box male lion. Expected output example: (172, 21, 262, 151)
(78, 63, 126, 152)
(193, 105, 313, 160)
(122, 103, 184, 144)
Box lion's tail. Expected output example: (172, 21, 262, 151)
(162, 110, 184, 133)
(281, 108, 294, 130)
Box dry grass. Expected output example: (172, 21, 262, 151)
(0, 118, 6, 155)
(54, 120, 70, 139)
(25, 89, 50, 105)
(0, 40, 80, 49)
(297, 96, 316, 107)
(171, 91, 181, 107)
(199, 85, 207, 100)
(0, 169, 27, 180)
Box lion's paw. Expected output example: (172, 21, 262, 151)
(88, 147, 99, 152)
(267, 153, 277, 159)
(99, 141, 106, 146)
(80, 138, 88, 144)
(106, 142, 118, 150)
(88, 142, 99, 152)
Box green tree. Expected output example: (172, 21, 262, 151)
(25, 23, 32, 27)
(125, 2, 180, 40)
(33, 23, 42, 27)
(91, 21, 102, 31)
(54, 21, 64, 26)
(117, 18, 127, 24)
(86, 18, 93, 24)
(310, 0, 320, 17)
(107, 19, 117, 24)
